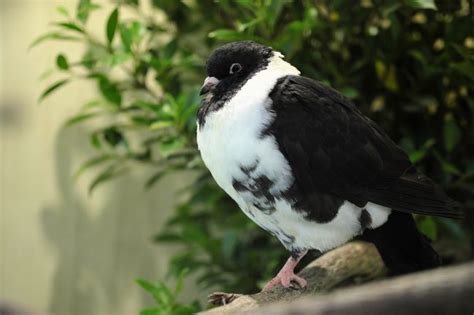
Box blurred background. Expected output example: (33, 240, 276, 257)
(0, 0, 473, 314)
(0, 1, 195, 314)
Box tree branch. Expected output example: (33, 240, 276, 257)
(250, 261, 474, 315)
(201, 241, 474, 314)
(201, 241, 387, 314)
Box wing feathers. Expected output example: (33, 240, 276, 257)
(270, 75, 462, 219)
(370, 169, 462, 219)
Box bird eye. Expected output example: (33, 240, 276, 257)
(229, 63, 242, 74)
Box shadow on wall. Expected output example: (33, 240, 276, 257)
(0, 300, 38, 315)
(40, 125, 170, 315)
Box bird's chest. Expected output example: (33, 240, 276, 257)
(197, 101, 305, 250)
(197, 97, 294, 208)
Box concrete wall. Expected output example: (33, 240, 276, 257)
(0, 1, 193, 314)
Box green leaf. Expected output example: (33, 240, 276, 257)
(265, 0, 286, 29)
(64, 112, 99, 127)
(80, 50, 98, 69)
(438, 219, 468, 241)
(136, 278, 174, 306)
(159, 137, 186, 158)
(174, 305, 196, 315)
(162, 39, 177, 60)
(340, 87, 359, 99)
(131, 149, 151, 161)
(139, 308, 160, 315)
(77, 0, 101, 23)
(119, 23, 133, 51)
(54, 22, 85, 34)
(104, 51, 131, 66)
(409, 150, 426, 163)
(90, 132, 102, 149)
(29, 32, 81, 50)
(38, 69, 54, 81)
(129, 21, 143, 42)
(149, 121, 173, 130)
(375, 60, 399, 91)
(129, 100, 160, 113)
(73, 154, 114, 179)
(39, 79, 69, 102)
(103, 127, 124, 147)
(56, 54, 69, 70)
(174, 268, 189, 295)
(56, 6, 70, 17)
(405, 0, 437, 10)
(418, 217, 438, 240)
(82, 99, 108, 110)
(409, 139, 435, 163)
(89, 164, 127, 194)
(153, 232, 182, 242)
(208, 29, 254, 41)
(441, 160, 462, 175)
(443, 119, 462, 152)
(145, 170, 167, 189)
(106, 8, 119, 45)
(450, 62, 474, 81)
(221, 231, 238, 259)
(399, 137, 415, 152)
(124, 0, 139, 6)
(136, 279, 160, 295)
(434, 151, 462, 175)
(98, 77, 122, 106)
(77, 0, 91, 22)
(422, 138, 436, 149)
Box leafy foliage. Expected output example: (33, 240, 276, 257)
(136, 270, 199, 315)
(36, 0, 473, 310)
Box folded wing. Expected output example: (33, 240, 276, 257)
(269, 75, 461, 219)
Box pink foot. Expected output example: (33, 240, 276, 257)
(262, 250, 308, 291)
(263, 272, 307, 290)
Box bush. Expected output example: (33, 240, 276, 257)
(36, 0, 473, 311)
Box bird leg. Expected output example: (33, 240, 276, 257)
(262, 250, 308, 291)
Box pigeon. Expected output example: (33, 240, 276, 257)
(196, 41, 462, 290)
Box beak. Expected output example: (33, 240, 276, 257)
(200, 76, 220, 95)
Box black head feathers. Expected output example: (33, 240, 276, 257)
(206, 41, 273, 80)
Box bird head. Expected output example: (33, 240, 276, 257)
(200, 41, 274, 101)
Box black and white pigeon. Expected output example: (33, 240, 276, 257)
(196, 41, 462, 290)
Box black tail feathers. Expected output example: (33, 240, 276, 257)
(360, 211, 441, 275)
(371, 167, 463, 220)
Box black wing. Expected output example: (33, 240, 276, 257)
(269, 75, 461, 219)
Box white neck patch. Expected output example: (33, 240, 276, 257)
(266, 51, 300, 76)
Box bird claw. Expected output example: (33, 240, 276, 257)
(262, 252, 308, 291)
(207, 292, 242, 306)
(263, 273, 307, 291)
(287, 275, 307, 290)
